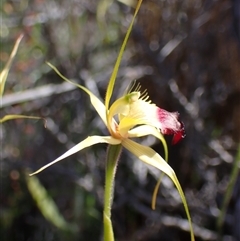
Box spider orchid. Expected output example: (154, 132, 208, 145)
(30, 1, 194, 240)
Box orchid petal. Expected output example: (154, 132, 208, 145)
(118, 117, 140, 137)
(122, 99, 161, 128)
(105, 0, 143, 110)
(47, 63, 107, 127)
(118, 109, 159, 136)
(122, 139, 173, 183)
(122, 139, 195, 241)
(107, 95, 131, 127)
(124, 98, 185, 144)
(0, 34, 23, 96)
(128, 125, 168, 160)
(157, 109, 186, 144)
(128, 125, 169, 210)
(30, 136, 121, 176)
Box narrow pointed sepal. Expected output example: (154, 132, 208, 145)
(122, 139, 195, 241)
(30, 136, 121, 176)
(47, 62, 108, 127)
(105, 0, 143, 110)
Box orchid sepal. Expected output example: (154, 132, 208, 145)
(105, 0, 143, 110)
(47, 62, 108, 127)
(127, 125, 170, 209)
(30, 136, 121, 176)
(128, 125, 168, 161)
(122, 139, 194, 241)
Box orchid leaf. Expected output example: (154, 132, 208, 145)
(105, 0, 143, 110)
(30, 135, 121, 176)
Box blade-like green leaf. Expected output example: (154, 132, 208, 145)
(30, 135, 121, 176)
(0, 115, 46, 126)
(0, 34, 23, 96)
(122, 139, 195, 241)
(47, 62, 108, 126)
(25, 171, 77, 232)
(105, 0, 143, 110)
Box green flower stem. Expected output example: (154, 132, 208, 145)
(103, 144, 122, 241)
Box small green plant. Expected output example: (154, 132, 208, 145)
(0, 34, 44, 124)
(30, 1, 195, 240)
(1, 34, 71, 235)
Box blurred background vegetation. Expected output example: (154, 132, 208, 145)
(1, 0, 240, 240)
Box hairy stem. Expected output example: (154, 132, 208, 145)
(103, 144, 122, 241)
